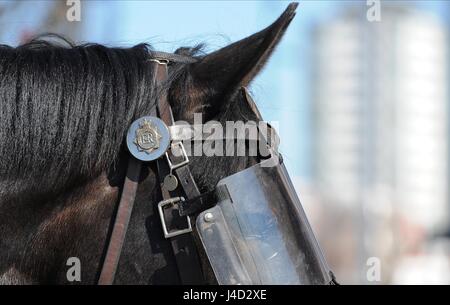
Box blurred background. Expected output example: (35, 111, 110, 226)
(1, 0, 449, 284)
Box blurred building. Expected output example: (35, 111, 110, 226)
(312, 4, 449, 283)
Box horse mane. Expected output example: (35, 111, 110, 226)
(0, 35, 196, 194)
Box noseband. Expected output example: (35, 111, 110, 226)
(98, 52, 206, 285)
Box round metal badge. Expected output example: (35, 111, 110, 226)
(163, 174, 179, 191)
(126, 116, 170, 162)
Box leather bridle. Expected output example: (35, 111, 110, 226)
(98, 52, 206, 285)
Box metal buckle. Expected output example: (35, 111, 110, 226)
(148, 58, 169, 65)
(165, 141, 189, 171)
(158, 197, 192, 239)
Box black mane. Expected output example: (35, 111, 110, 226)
(0, 37, 192, 194)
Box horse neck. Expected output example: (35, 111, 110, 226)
(0, 173, 121, 283)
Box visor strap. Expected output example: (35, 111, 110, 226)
(178, 189, 216, 216)
(178, 185, 231, 216)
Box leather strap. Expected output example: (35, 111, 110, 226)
(155, 64, 174, 124)
(98, 59, 204, 285)
(97, 61, 161, 285)
(98, 157, 142, 285)
(150, 51, 197, 64)
(155, 64, 205, 285)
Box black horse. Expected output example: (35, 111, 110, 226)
(0, 4, 298, 284)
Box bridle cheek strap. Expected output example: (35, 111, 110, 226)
(98, 61, 204, 285)
(155, 63, 205, 285)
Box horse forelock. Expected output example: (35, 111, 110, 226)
(0, 36, 194, 195)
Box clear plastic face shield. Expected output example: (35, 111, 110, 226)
(195, 89, 334, 285)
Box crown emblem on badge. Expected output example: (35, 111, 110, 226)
(134, 119, 162, 154)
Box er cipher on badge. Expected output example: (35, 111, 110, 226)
(127, 116, 170, 162)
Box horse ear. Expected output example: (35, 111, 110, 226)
(190, 2, 298, 99)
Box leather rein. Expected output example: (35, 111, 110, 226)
(98, 52, 205, 285)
